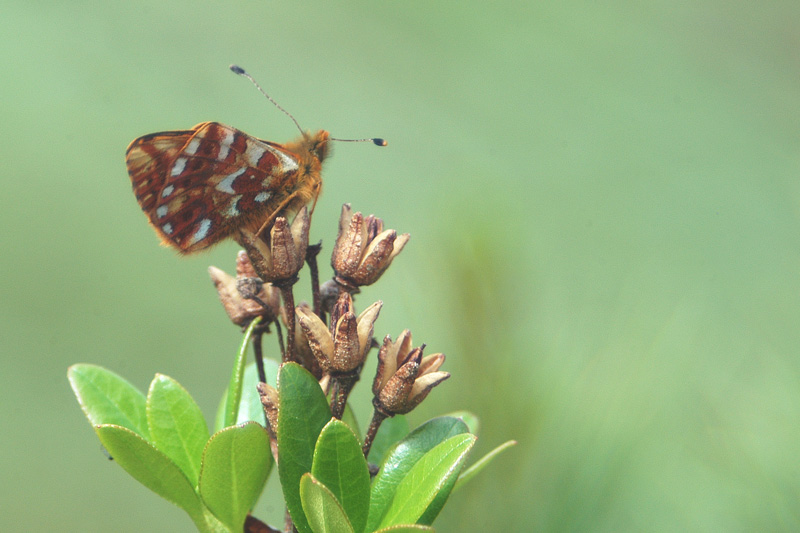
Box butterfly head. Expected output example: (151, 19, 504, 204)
(304, 130, 330, 164)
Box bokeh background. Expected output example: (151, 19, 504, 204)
(3, 1, 799, 531)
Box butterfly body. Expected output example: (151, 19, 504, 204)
(126, 121, 329, 254)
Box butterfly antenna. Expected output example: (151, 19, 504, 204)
(230, 64, 305, 136)
(230, 64, 387, 147)
(330, 135, 388, 147)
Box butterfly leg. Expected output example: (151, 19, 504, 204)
(254, 190, 302, 239)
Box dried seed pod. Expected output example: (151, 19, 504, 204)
(331, 204, 409, 289)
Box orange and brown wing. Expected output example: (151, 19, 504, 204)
(125, 122, 301, 253)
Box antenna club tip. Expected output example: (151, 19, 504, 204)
(229, 64, 246, 75)
(373, 138, 388, 147)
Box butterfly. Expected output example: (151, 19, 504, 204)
(125, 65, 385, 254)
(126, 122, 329, 253)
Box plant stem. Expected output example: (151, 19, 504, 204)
(279, 285, 296, 363)
(330, 373, 358, 419)
(362, 409, 388, 458)
(306, 241, 322, 317)
(253, 330, 266, 384)
(274, 319, 285, 361)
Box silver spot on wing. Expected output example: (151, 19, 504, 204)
(218, 129, 235, 161)
(226, 195, 242, 217)
(190, 218, 212, 244)
(185, 137, 201, 155)
(170, 157, 187, 177)
(216, 167, 246, 194)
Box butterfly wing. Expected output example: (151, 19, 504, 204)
(126, 122, 301, 253)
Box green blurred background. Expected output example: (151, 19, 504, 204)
(2, 1, 799, 531)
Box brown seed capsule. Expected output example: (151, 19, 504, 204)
(372, 332, 449, 416)
(331, 204, 409, 289)
(281, 302, 324, 379)
(256, 382, 280, 437)
(237, 207, 310, 284)
(208, 257, 280, 327)
(296, 294, 382, 375)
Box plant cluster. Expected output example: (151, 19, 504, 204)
(69, 204, 514, 533)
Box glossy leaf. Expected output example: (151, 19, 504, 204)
(311, 420, 370, 533)
(299, 473, 355, 533)
(367, 417, 469, 531)
(442, 410, 479, 435)
(367, 415, 410, 465)
(94, 425, 201, 518)
(415, 454, 461, 525)
(277, 363, 332, 533)
(223, 317, 261, 428)
(452, 439, 517, 492)
(68, 364, 150, 439)
(147, 374, 209, 485)
(377, 434, 476, 529)
(198, 422, 271, 531)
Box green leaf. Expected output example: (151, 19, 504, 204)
(94, 425, 201, 518)
(453, 439, 516, 492)
(277, 363, 332, 533)
(372, 526, 435, 532)
(378, 434, 476, 529)
(68, 364, 150, 440)
(223, 317, 261, 429)
(299, 473, 355, 533)
(311, 420, 370, 533)
(367, 415, 410, 465)
(367, 417, 469, 531)
(198, 422, 271, 532)
(215, 359, 280, 432)
(146, 374, 209, 486)
(442, 411, 479, 435)
(414, 457, 459, 526)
